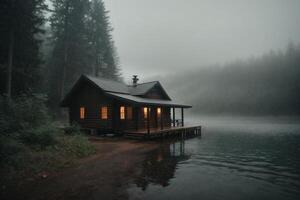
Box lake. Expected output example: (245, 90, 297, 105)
(128, 116, 300, 200)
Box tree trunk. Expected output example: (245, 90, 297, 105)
(94, 45, 102, 77)
(6, 28, 14, 99)
(60, 43, 68, 101)
(60, 0, 70, 101)
(95, 49, 99, 77)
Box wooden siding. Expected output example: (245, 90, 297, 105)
(67, 80, 172, 132)
(69, 83, 113, 129)
(113, 102, 136, 131)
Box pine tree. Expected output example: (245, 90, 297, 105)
(48, 0, 92, 107)
(47, 0, 121, 111)
(87, 0, 121, 80)
(0, 0, 46, 98)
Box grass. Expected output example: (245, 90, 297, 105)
(0, 129, 96, 187)
(0, 94, 96, 187)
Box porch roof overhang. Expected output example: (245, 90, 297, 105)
(106, 92, 192, 108)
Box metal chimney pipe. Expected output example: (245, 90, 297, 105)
(132, 75, 139, 87)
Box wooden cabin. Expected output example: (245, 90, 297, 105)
(61, 75, 200, 137)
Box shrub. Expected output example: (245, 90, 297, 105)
(0, 94, 95, 180)
(20, 123, 62, 149)
(64, 123, 82, 135)
(0, 136, 30, 170)
(59, 135, 95, 158)
(0, 94, 49, 136)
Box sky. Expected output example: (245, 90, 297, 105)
(103, 0, 300, 81)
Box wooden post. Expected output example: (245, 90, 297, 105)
(181, 107, 184, 127)
(160, 107, 163, 130)
(111, 104, 115, 130)
(180, 140, 183, 155)
(147, 107, 150, 134)
(155, 107, 158, 128)
(172, 107, 175, 127)
(124, 106, 127, 130)
(199, 126, 202, 137)
(135, 106, 139, 131)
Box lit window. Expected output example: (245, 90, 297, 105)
(101, 106, 108, 119)
(143, 107, 148, 119)
(80, 107, 85, 119)
(127, 106, 133, 120)
(120, 106, 125, 119)
(157, 107, 161, 118)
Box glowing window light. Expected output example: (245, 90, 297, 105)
(157, 107, 161, 118)
(120, 106, 125, 119)
(80, 107, 85, 119)
(143, 107, 148, 119)
(101, 106, 108, 119)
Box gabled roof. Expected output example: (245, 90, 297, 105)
(84, 75, 170, 99)
(85, 75, 130, 94)
(128, 81, 158, 95)
(61, 74, 191, 108)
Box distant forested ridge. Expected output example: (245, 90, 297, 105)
(165, 43, 300, 115)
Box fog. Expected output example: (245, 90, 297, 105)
(2, 0, 300, 116)
(104, 0, 300, 79)
(1, 2, 300, 198)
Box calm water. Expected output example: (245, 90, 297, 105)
(128, 116, 300, 200)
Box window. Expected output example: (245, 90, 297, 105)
(80, 107, 85, 119)
(101, 106, 108, 119)
(143, 107, 148, 119)
(127, 106, 133, 120)
(157, 107, 161, 118)
(120, 106, 125, 119)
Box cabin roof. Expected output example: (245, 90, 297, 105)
(85, 75, 158, 95)
(106, 92, 191, 108)
(85, 75, 170, 98)
(61, 74, 191, 108)
(128, 81, 158, 95)
(85, 75, 130, 94)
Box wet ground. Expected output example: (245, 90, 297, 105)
(1, 138, 158, 200)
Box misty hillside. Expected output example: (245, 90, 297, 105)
(163, 43, 300, 115)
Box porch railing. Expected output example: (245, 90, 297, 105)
(172, 119, 184, 127)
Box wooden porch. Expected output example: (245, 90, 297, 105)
(123, 105, 201, 139)
(124, 125, 202, 139)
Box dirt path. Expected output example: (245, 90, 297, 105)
(2, 138, 158, 200)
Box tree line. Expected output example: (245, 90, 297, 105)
(164, 43, 300, 115)
(0, 0, 108, 180)
(0, 0, 121, 113)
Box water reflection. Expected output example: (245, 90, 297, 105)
(134, 139, 191, 190)
(129, 120, 300, 200)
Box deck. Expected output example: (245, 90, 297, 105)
(124, 125, 202, 139)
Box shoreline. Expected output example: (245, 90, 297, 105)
(1, 138, 159, 200)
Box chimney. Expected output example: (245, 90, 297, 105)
(132, 75, 139, 87)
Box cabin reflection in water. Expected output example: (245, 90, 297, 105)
(135, 139, 190, 190)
